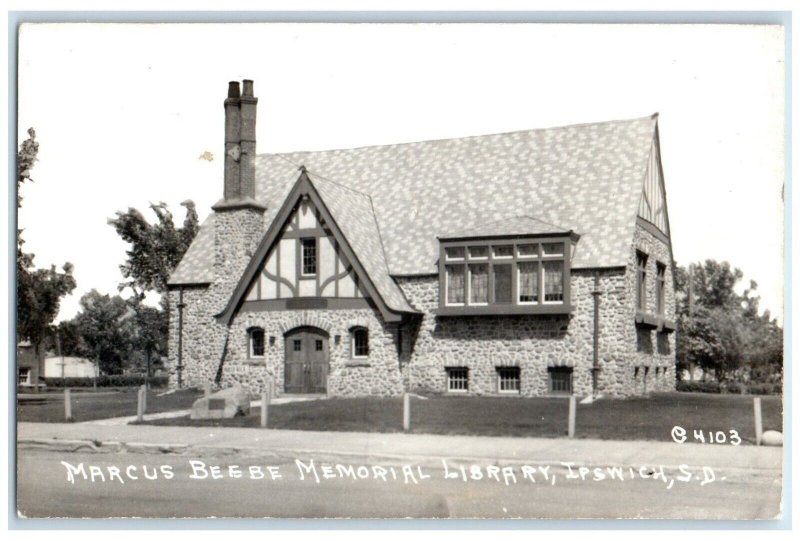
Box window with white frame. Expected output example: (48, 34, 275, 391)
(18, 368, 31, 385)
(446, 367, 469, 392)
(301, 237, 317, 276)
(351, 327, 369, 358)
(656, 262, 666, 315)
(497, 367, 521, 393)
(248, 327, 265, 358)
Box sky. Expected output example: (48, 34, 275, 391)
(16, 23, 785, 324)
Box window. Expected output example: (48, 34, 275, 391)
(656, 262, 666, 315)
(301, 238, 317, 276)
(469, 264, 489, 304)
(439, 237, 572, 313)
(548, 366, 573, 394)
(446, 367, 469, 392)
(518, 262, 538, 303)
(351, 327, 369, 358)
(543, 261, 564, 302)
(446, 265, 466, 304)
(315, 339, 323, 351)
(18, 368, 31, 385)
(445, 246, 465, 260)
(493, 245, 513, 258)
(636, 251, 648, 311)
(293, 339, 302, 352)
(248, 328, 265, 357)
(517, 244, 538, 257)
(497, 367, 520, 393)
(493, 264, 512, 303)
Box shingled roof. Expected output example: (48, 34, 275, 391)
(169, 114, 658, 286)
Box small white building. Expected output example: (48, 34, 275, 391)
(44, 356, 96, 379)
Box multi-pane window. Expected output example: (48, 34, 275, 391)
(315, 339, 323, 352)
(548, 366, 573, 394)
(543, 261, 564, 302)
(442, 239, 570, 308)
(352, 327, 369, 358)
(446, 265, 466, 304)
(518, 262, 539, 303)
(293, 339, 302, 351)
(497, 367, 521, 393)
(249, 328, 265, 357)
(446, 367, 469, 392)
(656, 262, 666, 315)
(18, 368, 30, 385)
(301, 238, 317, 275)
(636, 251, 648, 311)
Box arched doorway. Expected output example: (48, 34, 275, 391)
(284, 326, 329, 394)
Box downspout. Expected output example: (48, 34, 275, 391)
(591, 272, 602, 397)
(177, 287, 185, 389)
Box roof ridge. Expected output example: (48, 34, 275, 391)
(261, 114, 657, 156)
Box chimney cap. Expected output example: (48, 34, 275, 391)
(227, 81, 241, 99)
(242, 79, 254, 97)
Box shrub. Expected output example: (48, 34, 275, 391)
(747, 382, 783, 395)
(721, 381, 746, 394)
(43, 375, 169, 389)
(676, 380, 721, 393)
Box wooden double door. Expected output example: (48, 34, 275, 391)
(284, 327, 329, 394)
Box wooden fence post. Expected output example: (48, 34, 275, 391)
(137, 387, 145, 423)
(568, 395, 576, 438)
(754, 397, 763, 446)
(140, 384, 147, 413)
(403, 393, 411, 431)
(64, 388, 72, 422)
(261, 390, 269, 428)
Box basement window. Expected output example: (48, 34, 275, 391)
(446, 367, 469, 392)
(548, 366, 573, 394)
(497, 367, 521, 393)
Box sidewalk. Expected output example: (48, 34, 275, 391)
(17, 421, 783, 475)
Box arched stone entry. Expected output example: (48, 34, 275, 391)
(284, 326, 329, 394)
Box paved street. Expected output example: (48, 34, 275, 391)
(17, 447, 782, 519)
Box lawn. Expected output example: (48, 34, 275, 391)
(17, 388, 204, 423)
(142, 392, 783, 444)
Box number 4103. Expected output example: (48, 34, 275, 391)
(671, 426, 742, 445)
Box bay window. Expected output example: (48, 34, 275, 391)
(439, 234, 577, 315)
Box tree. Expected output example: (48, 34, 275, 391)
(675, 260, 783, 382)
(16, 128, 77, 361)
(74, 290, 137, 375)
(108, 201, 199, 310)
(133, 305, 168, 383)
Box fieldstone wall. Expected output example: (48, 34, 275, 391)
(395, 223, 677, 397)
(220, 307, 404, 396)
(626, 224, 678, 393)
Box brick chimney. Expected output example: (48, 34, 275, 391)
(212, 80, 266, 288)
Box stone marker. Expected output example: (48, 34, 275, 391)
(761, 430, 783, 447)
(191, 385, 251, 420)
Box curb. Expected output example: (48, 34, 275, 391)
(17, 438, 782, 478)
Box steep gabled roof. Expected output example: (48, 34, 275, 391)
(168, 214, 215, 285)
(216, 171, 417, 325)
(169, 114, 660, 286)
